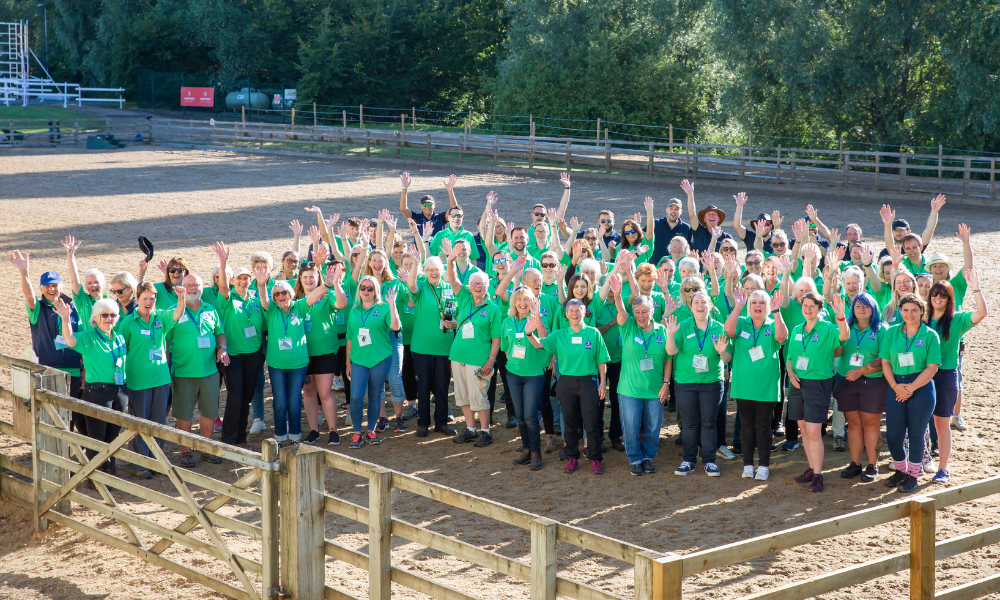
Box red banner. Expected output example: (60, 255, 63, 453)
(180, 87, 215, 107)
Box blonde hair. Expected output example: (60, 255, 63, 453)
(250, 251, 274, 272)
(507, 286, 536, 318)
(363, 249, 396, 284)
(885, 268, 917, 321)
(110, 271, 138, 299)
(353, 275, 384, 308)
(747, 290, 771, 312)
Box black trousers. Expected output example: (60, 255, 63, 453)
(336, 335, 352, 402)
(557, 375, 603, 462)
(775, 345, 788, 431)
(600, 361, 623, 443)
(737, 398, 774, 467)
(413, 353, 451, 428)
(69, 375, 86, 435)
(221, 349, 265, 445)
(402, 345, 418, 401)
(81, 382, 127, 466)
(542, 368, 556, 434)
(488, 350, 514, 419)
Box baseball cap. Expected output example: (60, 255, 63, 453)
(138, 236, 154, 262)
(232, 267, 252, 279)
(40, 271, 61, 286)
(892, 219, 910, 231)
(667, 198, 683, 209)
(755, 213, 772, 222)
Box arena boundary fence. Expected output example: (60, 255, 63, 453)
(1, 117, 152, 148)
(148, 117, 1000, 202)
(1, 352, 1000, 600)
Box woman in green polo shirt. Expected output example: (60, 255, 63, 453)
(725, 287, 787, 481)
(143, 256, 189, 310)
(526, 298, 610, 474)
(62, 235, 106, 332)
(554, 273, 601, 330)
(503, 287, 550, 469)
(833, 293, 888, 483)
(54, 296, 130, 475)
(346, 275, 401, 449)
(666, 292, 731, 478)
(255, 264, 335, 446)
(926, 271, 987, 484)
(880, 293, 941, 493)
(786, 292, 849, 493)
(118, 281, 185, 477)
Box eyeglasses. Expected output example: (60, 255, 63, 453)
(284, 258, 298, 264)
(359, 285, 376, 292)
(111, 287, 128, 296)
(469, 281, 486, 288)
(585, 237, 598, 242)
(746, 260, 761, 267)
(624, 229, 637, 236)
(541, 263, 557, 268)
(493, 257, 509, 266)
(533, 212, 546, 217)
(168, 268, 187, 275)
(98, 313, 116, 320)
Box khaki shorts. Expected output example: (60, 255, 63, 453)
(171, 372, 221, 421)
(452, 361, 489, 412)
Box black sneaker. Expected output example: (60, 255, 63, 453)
(931, 443, 940, 457)
(630, 463, 644, 476)
(884, 470, 908, 488)
(860, 464, 878, 483)
(641, 459, 656, 474)
(611, 440, 625, 452)
(833, 436, 846, 452)
(434, 424, 457, 436)
(376, 416, 389, 432)
(453, 428, 478, 444)
(415, 426, 429, 438)
(201, 451, 223, 464)
(897, 474, 919, 493)
(305, 430, 320, 444)
(473, 431, 494, 447)
(327, 431, 341, 446)
(558, 446, 569, 461)
(674, 436, 683, 446)
(505, 416, 517, 429)
(348, 432, 364, 449)
(841, 462, 863, 479)
(180, 452, 196, 468)
(732, 442, 742, 455)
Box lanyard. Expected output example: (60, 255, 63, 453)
(800, 324, 816, 354)
(429, 281, 446, 316)
(96, 329, 124, 371)
(638, 325, 655, 355)
(184, 306, 203, 334)
(279, 308, 293, 336)
(853, 325, 868, 350)
(693, 322, 711, 355)
(140, 312, 158, 343)
(749, 320, 765, 347)
(902, 326, 920, 354)
(458, 302, 489, 329)
(456, 262, 471, 283)
(514, 317, 528, 336)
(359, 305, 378, 329)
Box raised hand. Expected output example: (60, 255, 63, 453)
(338, 222, 351, 238)
(525, 314, 539, 335)
(656, 265, 673, 287)
(931, 193, 946, 212)
(547, 208, 558, 224)
(386, 287, 397, 304)
(400, 172, 412, 189)
(733, 286, 746, 307)
(304, 205, 322, 214)
(713, 335, 729, 355)
(559, 172, 571, 188)
(52, 297, 71, 319)
(665, 315, 679, 335)
(751, 220, 765, 235)
(568, 217, 581, 231)
(831, 294, 846, 318)
(9, 249, 29, 274)
(805, 204, 819, 222)
(486, 191, 498, 207)
(662, 295, 681, 316)
(554, 264, 567, 282)
(733, 192, 748, 206)
(633, 211, 642, 226)
(443, 174, 457, 190)
(505, 220, 516, 240)
(889, 244, 902, 266)
(512, 255, 527, 272)
(771, 210, 783, 229)
(861, 243, 875, 266)
(880, 204, 895, 226)
(711, 226, 723, 238)
(213, 241, 230, 262)
(792, 218, 807, 240)
(801, 243, 818, 262)
(723, 255, 740, 276)
(406, 244, 420, 262)
(290, 219, 303, 236)
(679, 179, 694, 195)
(313, 242, 329, 266)
(643, 196, 654, 213)
(607, 273, 622, 292)
(176, 284, 187, 304)
(158, 259, 169, 275)
(771, 289, 783, 308)
(253, 263, 269, 285)
(61, 235, 81, 254)
(965, 268, 979, 290)
(956, 223, 971, 243)
(328, 213, 340, 228)
(421, 223, 434, 241)
(835, 244, 846, 262)
(779, 256, 794, 273)
(828, 228, 840, 244)
(407, 218, 418, 232)
(385, 214, 398, 231)
(440, 238, 453, 257)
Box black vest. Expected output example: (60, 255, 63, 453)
(29, 294, 82, 371)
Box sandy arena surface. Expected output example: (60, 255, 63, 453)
(0, 147, 999, 600)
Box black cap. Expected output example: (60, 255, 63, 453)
(892, 219, 910, 230)
(755, 213, 771, 222)
(138, 236, 154, 262)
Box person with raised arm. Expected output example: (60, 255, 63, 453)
(429, 203, 480, 263)
(682, 179, 732, 253)
(650, 194, 693, 267)
(117, 281, 186, 477)
(732, 192, 781, 254)
(62, 235, 106, 332)
(616, 196, 656, 264)
(139, 256, 190, 310)
(504, 288, 550, 470)
(785, 292, 849, 493)
(925, 270, 987, 484)
(878, 195, 946, 259)
(399, 172, 458, 236)
(275, 219, 303, 285)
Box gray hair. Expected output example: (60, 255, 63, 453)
(631, 294, 654, 312)
(424, 256, 443, 272)
(578, 258, 600, 277)
(469, 271, 489, 286)
(250, 251, 274, 272)
(84, 268, 106, 289)
(842, 266, 865, 285)
(741, 273, 765, 290)
(565, 299, 585, 315)
(89, 298, 120, 327)
(677, 257, 699, 273)
(272, 279, 296, 300)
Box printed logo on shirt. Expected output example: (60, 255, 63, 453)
(916, 340, 924, 347)
(869, 332, 877, 340)
(711, 334, 719, 342)
(655, 336, 662, 344)
(811, 333, 820, 342)
(540, 308, 549, 316)
(373, 310, 380, 317)
(763, 328, 772, 336)
(585, 341, 593, 350)
(480, 310, 488, 317)
(154, 320, 162, 329)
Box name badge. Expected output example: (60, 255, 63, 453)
(898, 352, 915, 367)
(244, 325, 258, 339)
(515, 332, 524, 339)
(336, 313, 345, 325)
(178, 315, 189, 323)
(686, 333, 696, 339)
(572, 336, 583, 345)
(618, 335, 622, 347)
(640, 357, 654, 371)
(512, 345, 527, 359)
(197, 336, 211, 349)
(140, 329, 151, 336)
(794, 333, 803, 341)
(796, 356, 810, 370)
(279, 337, 293, 350)
(634, 336, 644, 345)
(358, 328, 371, 347)
(692, 354, 708, 372)
(850, 353, 864, 367)
(404, 306, 416, 314)
(114, 372, 125, 385)
(749, 346, 764, 362)
(304, 322, 313, 333)
(740, 331, 751, 339)
(149, 348, 164, 361)
(443, 289, 454, 299)
(291, 314, 301, 326)
(234, 300, 243, 309)
(462, 322, 475, 339)
(54, 335, 68, 350)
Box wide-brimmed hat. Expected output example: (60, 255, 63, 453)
(925, 252, 953, 272)
(698, 205, 726, 226)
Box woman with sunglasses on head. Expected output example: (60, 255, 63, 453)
(118, 282, 186, 477)
(880, 293, 941, 493)
(139, 256, 189, 310)
(346, 274, 402, 448)
(254, 262, 337, 447)
(61, 235, 106, 332)
(926, 272, 987, 483)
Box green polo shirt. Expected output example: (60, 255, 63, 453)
(540, 280, 559, 298)
(410, 279, 455, 356)
(502, 316, 551, 377)
(595, 301, 622, 363)
(71, 290, 103, 332)
(168, 303, 223, 378)
(929, 312, 974, 370)
(837, 322, 887, 378)
(153, 282, 179, 310)
(430, 227, 481, 261)
(619, 318, 670, 399)
(305, 290, 341, 357)
(553, 297, 603, 331)
(540, 325, 609, 377)
(347, 302, 394, 368)
(74, 328, 126, 384)
(786, 320, 843, 380)
(452, 262, 482, 286)
(670, 318, 727, 384)
(202, 285, 223, 313)
(950, 271, 968, 311)
(119, 309, 176, 390)
(219, 290, 265, 357)
(902, 255, 929, 275)
(729, 316, 783, 402)
(265, 299, 310, 370)
(336, 278, 356, 335)
(879, 323, 941, 376)
(536, 294, 560, 332)
(449, 287, 502, 368)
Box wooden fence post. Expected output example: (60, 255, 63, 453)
(650, 554, 683, 600)
(242, 105, 245, 123)
(280, 446, 325, 600)
(668, 125, 673, 151)
(342, 110, 347, 130)
(412, 107, 416, 130)
(909, 497, 935, 600)
(875, 154, 881, 191)
(291, 108, 296, 135)
(360, 105, 364, 129)
(259, 123, 263, 150)
(74, 119, 79, 145)
(530, 518, 557, 600)
(684, 138, 690, 174)
(938, 145, 943, 179)
(790, 150, 797, 184)
(900, 154, 908, 190)
(775, 145, 782, 181)
(738, 147, 745, 182)
(990, 159, 995, 199)
(313, 102, 317, 127)
(748, 132, 753, 157)
(261, 439, 279, 599)
(493, 135, 499, 166)
(604, 128, 610, 173)
(648, 143, 654, 175)
(565, 140, 571, 171)
(692, 146, 699, 177)
(529, 122, 535, 168)
(427, 133, 432, 161)
(963, 157, 971, 195)
(634, 551, 659, 600)
(369, 468, 392, 600)
(366, 131, 371, 158)
(843, 150, 850, 187)
(33, 369, 72, 530)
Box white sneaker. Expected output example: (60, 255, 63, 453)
(774, 422, 785, 436)
(718, 446, 737, 460)
(922, 460, 937, 475)
(952, 414, 969, 431)
(332, 377, 345, 391)
(755, 466, 770, 481)
(742, 465, 755, 479)
(249, 418, 266, 435)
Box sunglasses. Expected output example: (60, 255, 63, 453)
(746, 260, 761, 267)
(533, 212, 546, 217)
(359, 285, 376, 292)
(624, 229, 637, 236)
(930, 292, 950, 299)
(600, 219, 612, 224)
(451, 213, 464, 218)
(111, 287, 128, 296)
(421, 202, 434, 207)
(273, 291, 290, 298)
(98, 313, 116, 320)
(493, 257, 509, 266)
(682, 287, 696, 293)
(169, 268, 187, 275)
(772, 242, 787, 247)
(541, 263, 557, 268)
(585, 237, 598, 242)
(721, 248, 736, 253)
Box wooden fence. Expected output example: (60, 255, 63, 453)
(148, 118, 1000, 201)
(1, 117, 152, 148)
(2, 351, 1000, 600)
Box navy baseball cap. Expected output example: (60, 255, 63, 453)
(40, 271, 61, 286)
(892, 219, 910, 231)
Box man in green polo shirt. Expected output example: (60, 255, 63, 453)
(430, 205, 480, 262)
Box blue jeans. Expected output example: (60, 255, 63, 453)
(676, 381, 724, 464)
(252, 363, 266, 421)
(885, 373, 936, 464)
(619, 394, 664, 464)
(508, 373, 545, 452)
(268, 366, 307, 441)
(351, 357, 392, 432)
(380, 333, 405, 405)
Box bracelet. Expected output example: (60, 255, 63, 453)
(975, 289, 982, 293)
(837, 317, 846, 321)
(771, 309, 780, 314)
(662, 381, 670, 385)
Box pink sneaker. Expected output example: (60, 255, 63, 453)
(591, 460, 604, 474)
(564, 457, 579, 473)
(214, 418, 222, 432)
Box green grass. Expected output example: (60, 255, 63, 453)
(0, 104, 92, 122)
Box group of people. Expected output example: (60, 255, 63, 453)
(11, 171, 987, 492)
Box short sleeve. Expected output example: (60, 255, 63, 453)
(211, 309, 224, 335)
(595, 332, 610, 364)
(488, 309, 502, 338)
(27, 300, 40, 325)
(540, 333, 557, 355)
(926, 332, 942, 365)
(956, 311, 975, 338)
(672, 327, 684, 354)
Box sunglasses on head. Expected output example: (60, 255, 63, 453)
(359, 285, 376, 292)
(169, 268, 187, 275)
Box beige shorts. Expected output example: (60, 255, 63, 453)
(452, 361, 489, 412)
